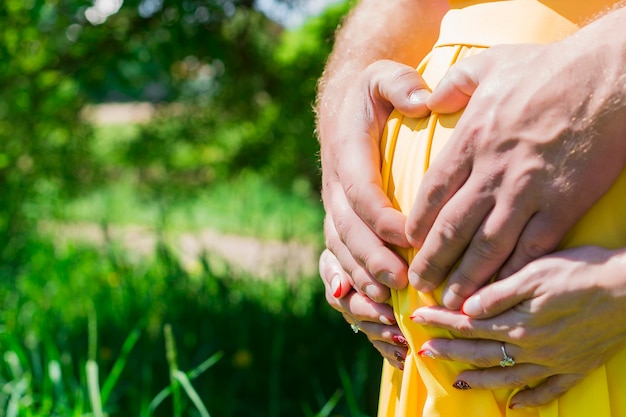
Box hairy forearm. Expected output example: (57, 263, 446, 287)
(563, 5, 626, 157)
(315, 0, 448, 128)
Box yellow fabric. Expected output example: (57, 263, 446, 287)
(378, 1, 626, 416)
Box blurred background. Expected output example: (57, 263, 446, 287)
(0, 0, 384, 416)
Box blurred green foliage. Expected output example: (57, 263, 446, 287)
(0, 0, 353, 263)
(0, 1, 376, 415)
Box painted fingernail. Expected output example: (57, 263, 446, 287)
(417, 349, 435, 359)
(452, 380, 472, 390)
(461, 295, 482, 316)
(380, 315, 396, 326)
(509, 403, 525, 410)
(410, 312, 425, 323)
(331, 274, 342, 298)
(394, 351, 406, 363)
(392, 335, 408, 346)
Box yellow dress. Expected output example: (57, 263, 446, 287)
(378, 1, 626, 416)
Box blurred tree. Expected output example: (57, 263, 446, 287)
(0, 0, 352, 265)
(124, 1, 354, 207)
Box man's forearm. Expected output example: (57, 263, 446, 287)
(315, 0, 448, 126)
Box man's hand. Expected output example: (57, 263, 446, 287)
(320, 60, 434, 293)
(406, 39, 626, 309)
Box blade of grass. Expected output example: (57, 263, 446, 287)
(146, 351, 223, 416)
(338, 360, 361, 417)
(164, 324, 182, 417)
(313, 389, 343, 417)
(100, 323, 142, 405)
(173, 370, 210, 417)
(86, 360, 104, 417)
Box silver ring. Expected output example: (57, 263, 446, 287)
(499, 343, 515, 367)
(350, 320, 360, 334)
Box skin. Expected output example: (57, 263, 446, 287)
(412, 246, 626, 409)
(318, 0, 449, 301)
(317, 0, 626, 410)
(408, 10, 626, 309)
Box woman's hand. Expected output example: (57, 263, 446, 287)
(319, 249, 408, 369)
(411, 246, 626, 408)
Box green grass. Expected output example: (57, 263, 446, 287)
(55, 171, 324, 245)
(0, 238, 382, 417)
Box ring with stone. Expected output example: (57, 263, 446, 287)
(350, 320, 360, 334)
(499, 343, 515, 367)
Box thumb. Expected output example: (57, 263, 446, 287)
(427, 56, 482, 114)
(370, 60, 432, 119)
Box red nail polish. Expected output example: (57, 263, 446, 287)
(452, 380, 472, 390)
(417, 349, 435, 359)
(394, 351, 406, 363)
(333, 281, 342, 298)
(392, 335, 408, 345)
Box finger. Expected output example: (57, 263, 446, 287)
(509, 374, 585, 409)
(454, 363, 550, 391)
(427, 54, 482, 114)
(326, 182, 408, 294)
(460, 269, 534, 318)
(418, 339, 526, 369)
(319, 249, 353, 300)
(342, 289, 397, 328)
(405, 126, 473, 251)
(440, 198, 534, 309)
(372, 340, 408, 370)
(411, 305, 518, 341)
(325, 213, 391, 303)
(498, 211, 568, 279)
(339, 150, 409, 248)
(368, 60, 432, 119)
(407, 174, 493, 293)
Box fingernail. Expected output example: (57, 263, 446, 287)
(509, 403, 524, 410)
(394, 351, 405, 363)
(452, 380, 472, 390)
(417, 349, 435, 359)
(408, 271, 420, 287)
(392, 335, 408, 346)
(461, 295, 482, 316)
(331, 275, 342, 298)
(363, 283, 379, 300)
(442, 288, 462, 310)
(410, 311, 425, 324)
(409, 89, 430, 104)
(380, 315, 396, 326)
(376, 271, 395, 287)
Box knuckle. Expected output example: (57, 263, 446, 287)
(452, 321, 476, 339)
(472, 233, 508, 260)
(436, 219, 466, 245)
(517, 237, 556, 260)
(469, 349, 494, 368)
(503, 373, 530, 389)
(423, 180, 449, 209)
